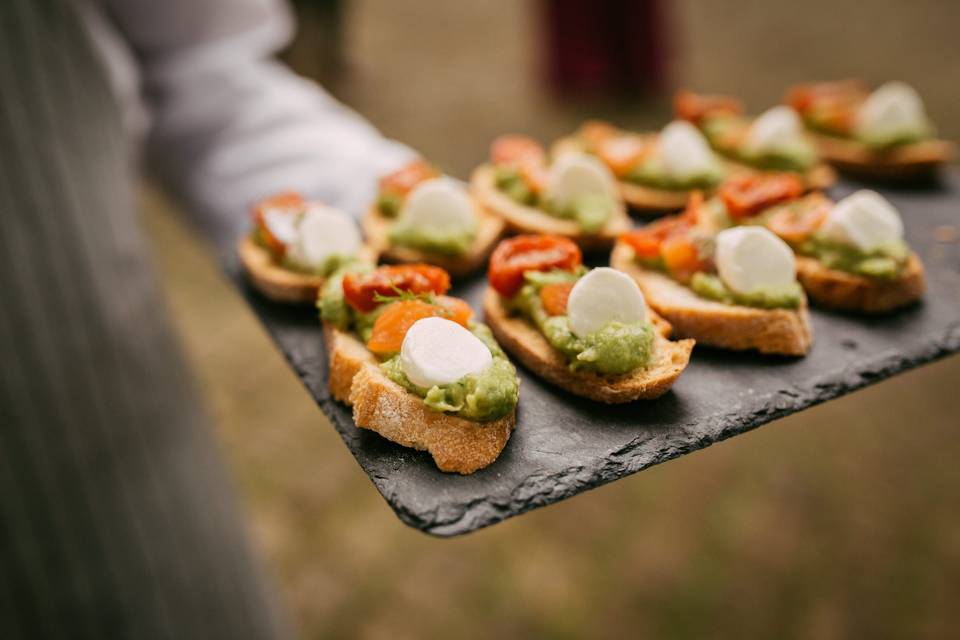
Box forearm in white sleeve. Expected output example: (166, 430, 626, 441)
(106, 0, 414, 240)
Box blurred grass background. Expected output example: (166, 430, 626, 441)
(143, 1, 960, 637)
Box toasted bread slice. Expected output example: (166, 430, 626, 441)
(470, 164, 631, 250)
(795, 254, 925, 313)
(721, 158, 837, 191)
(239, 238, 378, 304)
(482, 288, 693, 403)
(809, 132, 954, 181)
(362, 204, 505, 277)
(349, 362, 515, 474)
(611, 243, 813, 355)
(322, 321, 378, 404)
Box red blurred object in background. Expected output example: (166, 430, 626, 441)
(539, 0, 671, 96)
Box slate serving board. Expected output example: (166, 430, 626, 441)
(225, 174, 960, 537)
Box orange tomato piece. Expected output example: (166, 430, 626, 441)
(252, 192, 305, 258)
(718, 174, 805, 220)
(488, 235, 583, 298)
(539, 282, 574, 316)
(343, 264, 451, 312)
(661, 235, 706, 282)
(366, 296, 472, 355)
(674, 90, 743, 124)
(378, 159, 439, 198)
(596, 135, 650, 177)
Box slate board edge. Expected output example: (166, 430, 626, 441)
(269, 304, 960, 537)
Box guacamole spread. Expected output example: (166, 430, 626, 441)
(800, 236, 910, 280)
(511, 269, 654, 375)
(381, 323, 519, 422)
(690, 272, 803, 309)
(377, 192, 403, 218)
(702, 116, 815, 173)
(625, 155, 724, 192)
(317, 264, 383, 342)
(495, 166, 613, 233)
(388, 220, 475, 256)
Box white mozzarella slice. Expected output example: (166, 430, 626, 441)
(855, 81, 929, 140)
(545, 152, 617, 210)
(715, 227, 796, 295)
(566, 267, 647, 338)
(400, 317, 493, 388)
(745, 106, 805, 154)
(399, 177, 476, 232)
(261, 208, 299, 247)
(287, 204, 361, 270)
(818, 189, 904, 252)
(659, 120, 718, 179)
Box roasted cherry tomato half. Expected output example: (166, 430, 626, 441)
(718, 174, 805, 220)
(342, 264, 451, 312)
(378, 159, 439, 199)
(366, 296, 472, 355)
(488, 235, 582, 298)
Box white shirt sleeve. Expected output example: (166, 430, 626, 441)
(101, 0, 415, 239)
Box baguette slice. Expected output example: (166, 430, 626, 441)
(470, 164, 631, 250)
(796, 254, 925, 313)
(239, 238, 378, 304)
(362, 203, 505, 277)
(349, 363, 516, 475)
(611, 243, 813, 356)
(722, 158, 837, 191)
(324, 321, 516, 474)
(807, 132, 954, 181)
(482, 287, 693, 403)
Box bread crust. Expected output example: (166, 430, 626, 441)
(808, 132, 954, 181)
(469, 164, 631, 250)
(721, 158, 837, 190)
(238, 238, 378, 304)
(323, 321, 378, 404)
(349, 363, 515, 474)
(611, 243, 813, 356)
(361, 202, 505, 277)
(482, 288, 693, 403)
(796, 254, 925, 313)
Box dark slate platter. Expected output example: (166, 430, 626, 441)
(222, 174, 960, 537)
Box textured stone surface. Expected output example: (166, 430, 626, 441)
(223, 175, 960, 537)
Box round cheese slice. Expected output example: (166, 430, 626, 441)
(818, 189, 903, 252)
(855, 81, 929, 141)
(287, 203, 361, 270)
(399, 177, 476, 233)
(745, 106, 804, 154)
(545, 152, 617, 210)
(566, 267, 647, 338)
(400, 317, 493, 388)
(715, 226, 796, 296)
(659, 120, 717, 179)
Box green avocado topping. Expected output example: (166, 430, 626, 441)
(625, 155, 724, 192)
(510, 269, 654, 376)
(494, 166, 538, 206)
(388, 219, 475, 256)
(380, 323, 519, 422)
(800, 236, 910, 280)
(377, 192, 403, 218)
(690, 272, 803, 309)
